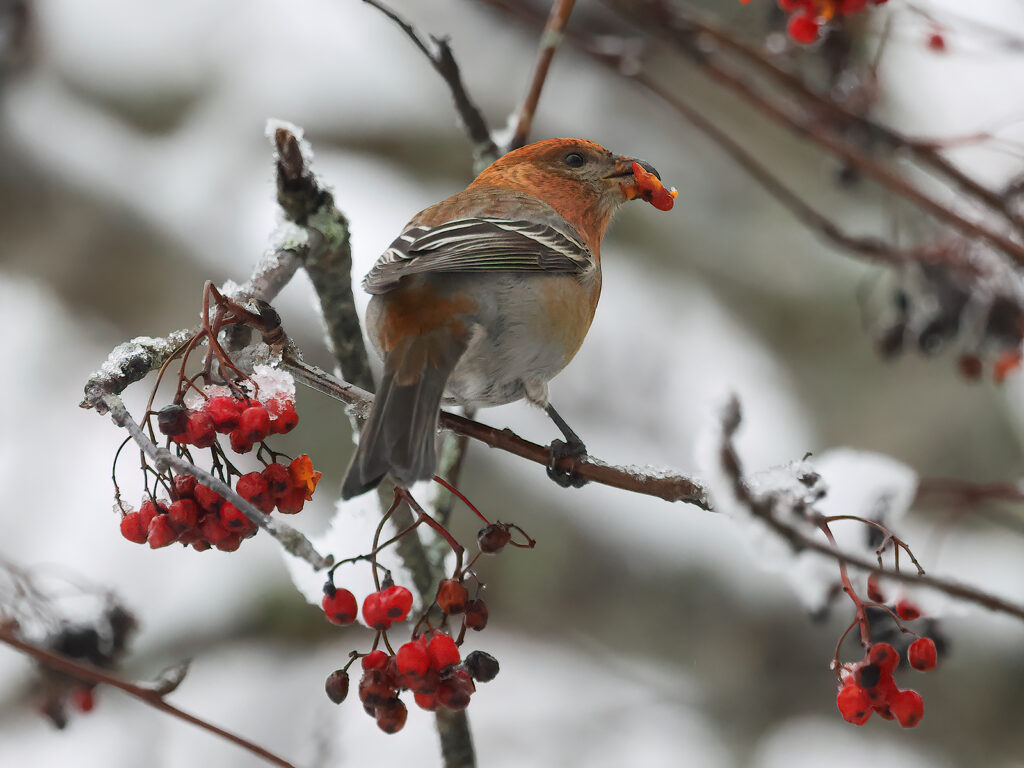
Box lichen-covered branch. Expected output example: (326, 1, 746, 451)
(271, 125, 374, 392)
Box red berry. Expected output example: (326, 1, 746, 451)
(437, 670, 474, 711)
(183, 411, 217, 448)
(427, 634, 460, 670)
(198, 514, 232, 546)
(267, 397, 299, 434)
(262, 463, 292, 501)
(927, 32, 946, 52)
(436, 578, 469, 615)
(147, 515, 178, 548)
(119, 512, 148, 544)
(193, 484, 223, 514)
(414, 691, 440, 711)
(172, 474, 197, 500)
(167, 499, 199, 530)
(891, 688, 924, 728)
(375, 697, 408, 734)
(896, 599, 921, 621)
(362, 592, 391, 630)
(289, 454, 321, 500)
(397, 641, 432, 677)
(219, 502, 257, 535)
(275, 488, 306, 515)
(321, 586, 358, 625)
(237, 405, 271, 444)
(465, 599, 488, 631)
(325, 670, 349, 704)
(908, 637, 937, 671)
(358, 669, 396, 715)
(868, 642, 900, 676)
(837, 684, 872, 725)
(362, 649, 390, 671)
(190, 539, 212, 552)
(380, 585, 414, 621)
(215, 533, 242, 552)
(235, 472, 273, 514)
(205, 396, 244, 433)
(70, 687, 95, 713)
(788, 12, 820, 44)
(228, 429, 254, 454)
(138, 499, 160, 530)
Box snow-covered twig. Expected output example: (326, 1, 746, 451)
(716, 397, 1024, 623)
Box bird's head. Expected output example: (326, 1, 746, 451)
(469, 137, 674, 248)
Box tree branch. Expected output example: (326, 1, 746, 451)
(508, 0, 577, 151)
(716, 397, 1024, 623)
(281, 354, 711, 508)
(0, 626, 297, 768)
(361, 0, 499, 172)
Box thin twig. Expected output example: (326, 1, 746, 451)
(508, 0, 576, 151)
(716, 397, 1024, 623)
(362, 0, 499, 171)
(0, 627, 296, 768)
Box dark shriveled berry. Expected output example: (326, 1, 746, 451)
(465, 650, 499, 683)
(854, 663, 880, 690)
(477, 523, 512, 554)
(157, 404, 188, 437)
(325, 670, 350, 704)
(375, 697, 408, 734)
(465, 599, 488, 631)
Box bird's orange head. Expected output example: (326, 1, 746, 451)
(467, 137, 665, 250)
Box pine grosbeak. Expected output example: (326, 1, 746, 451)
(342, 137, 671, 498)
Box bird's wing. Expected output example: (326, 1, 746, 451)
(363, 218, 594, 294)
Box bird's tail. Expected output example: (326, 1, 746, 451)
(341, 331, 465, 499)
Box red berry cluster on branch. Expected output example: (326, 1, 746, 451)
(119, 454, 320, 552)
(836, 636, 936, 727)
(320, 504, 533, 734)
(740, 0, 889, 44)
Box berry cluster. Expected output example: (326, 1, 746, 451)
(836, 637, 937, 727)
(160, 390, 298, 454)
(740, 0, 889, 44)
(119, 454, 320, 551)
(320, 520, 527, 734)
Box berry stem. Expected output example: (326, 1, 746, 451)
(819, 519, 871, 650)
(432, 475, 489, 525)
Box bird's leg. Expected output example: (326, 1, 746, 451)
(545, 403, 588, 488)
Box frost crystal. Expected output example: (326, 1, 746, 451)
(184, 365, 296, 419)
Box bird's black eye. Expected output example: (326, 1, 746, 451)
(563, 152, 586, 168)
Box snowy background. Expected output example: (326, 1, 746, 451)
(1, 0, 1023, 766)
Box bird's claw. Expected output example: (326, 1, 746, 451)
(546, 439, 589, 488)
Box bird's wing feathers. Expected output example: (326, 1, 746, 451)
(363, 218, 594, 294)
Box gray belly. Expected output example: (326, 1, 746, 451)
(442, 276, 569, 408)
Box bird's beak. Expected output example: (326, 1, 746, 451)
(606, 155, 676, 210)
(604, 156, 661, 182)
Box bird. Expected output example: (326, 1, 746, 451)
(341, 137, 672, 499)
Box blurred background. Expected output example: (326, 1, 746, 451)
(1, 0, 1023, 765)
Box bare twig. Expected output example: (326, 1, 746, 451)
(508, 0, 577, 151)
(97, 390, 332, 571)
(361, 0, 499, 171)
(716, 398, 1024, 623)
(0, 627, 296, 768)
(282, 353, 711, 509)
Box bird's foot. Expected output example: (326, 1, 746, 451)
(546, 439, 589, 488)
